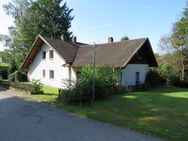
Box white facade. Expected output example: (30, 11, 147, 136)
(27, 43, 77, 88)
(121, 64, 149, 86)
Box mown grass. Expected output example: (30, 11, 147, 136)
(25, 85, 188, 141)
(0, 62, 10, 67)
(25, 85, 59, 103)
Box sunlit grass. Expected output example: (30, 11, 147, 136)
(25, 85, 59, 103)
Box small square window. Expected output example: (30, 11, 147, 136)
(43, 51, 46, 59)
(42, 70, 45, 77)
(49, 50, 54, 59)
(49, 70, 54, 79)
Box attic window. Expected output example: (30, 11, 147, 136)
(43, 51, 46, 59)
(49, 50, 54, 59)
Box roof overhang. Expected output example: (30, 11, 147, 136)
(20, 35, 45, 69)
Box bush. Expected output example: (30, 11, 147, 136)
(8, 72, 16, 81)
(0, 66, 9, 79)
(31, 80, 44, 94)
(173, 79, 188, 88)
(58, 65, 124, 105)
(145, 70, 165, 88)
(8, 70, 27, 82)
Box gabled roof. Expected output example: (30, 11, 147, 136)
(21, 35, 78, 69)
(21, 36, 158, 69)
(72, 38, 158, 68)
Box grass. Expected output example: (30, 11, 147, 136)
(0, 62, 10, 67)
(24, 85, 188, 141)
(25, 85, 59, 103)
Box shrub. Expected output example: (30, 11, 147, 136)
(145, 70, 165, 88)
(8, 70, 27, 82)
(8, 72, 16, 81)
(0, 66, 9, 79)
(9, 60, 18, 74)
(31, 80, 44, 94)
(58, 65, 124, 104)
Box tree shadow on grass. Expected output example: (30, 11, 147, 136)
(108, 87, 188, 141)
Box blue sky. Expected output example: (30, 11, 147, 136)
(0, 0, 186, 52)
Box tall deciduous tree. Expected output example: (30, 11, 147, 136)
(159, 34, 186, 80)
(171, 2, 188, 80)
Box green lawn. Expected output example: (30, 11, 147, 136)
(25, 85, 59, 103)
(25, 85, 188, 141)
(0, 62, 10, 67)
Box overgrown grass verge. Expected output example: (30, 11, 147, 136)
(23, 85, 188, 141)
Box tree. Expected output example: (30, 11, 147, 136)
(158, 34, 174, 53)
(16, 0, 74, 49)
(171, 1, 188, 80)
(158, 35, 184, 80)
(121, 35, 129, 41)
(1, 0, 74, 67)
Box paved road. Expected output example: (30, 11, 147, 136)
(0, 89, 162, 141)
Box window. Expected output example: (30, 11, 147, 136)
(135, 72, 140, 85)
(43, 51, 46, 59)
(49, 50, 54, 59)
(42, 70, 45, 77)
(49, 70, 54, 79)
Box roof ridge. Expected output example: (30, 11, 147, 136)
(80, 38, 148, 47)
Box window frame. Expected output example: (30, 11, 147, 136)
(49, 50, 54, 59)
(42, 51, 46, 60)
(49, 70, 54, 79)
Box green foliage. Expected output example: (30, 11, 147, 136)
(121, 35, 129, 41)
(1, 0, 74, 67)
(171, 2, 188, 79)
(9, 59, 18, 74)
(59, 65, 124, 104)
(8, 69, 27, 82)
(31, 80, 44, 94)
(0, 64, 10, 79)
(158, 63, 179, 85)
(0, 51, 12, 64)
(145, 70, 165, 88)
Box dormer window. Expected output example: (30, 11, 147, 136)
(49, 50, 54, 59)
(42, 51, 46, 59)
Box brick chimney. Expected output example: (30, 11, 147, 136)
(72, 36, 77, 43)
(108, 37, 113, 43)
(61, 34, 67, 41)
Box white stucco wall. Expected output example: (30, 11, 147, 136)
(27, 43, 77, 88)
(121, 64, 149, 86)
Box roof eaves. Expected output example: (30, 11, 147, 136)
(20, 35, 42, 69)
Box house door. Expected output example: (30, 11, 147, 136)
(135, 72, 140, 85)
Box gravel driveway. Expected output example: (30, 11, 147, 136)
(0, 89, 162, 141)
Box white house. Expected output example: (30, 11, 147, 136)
(21, 35, 158, 88)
